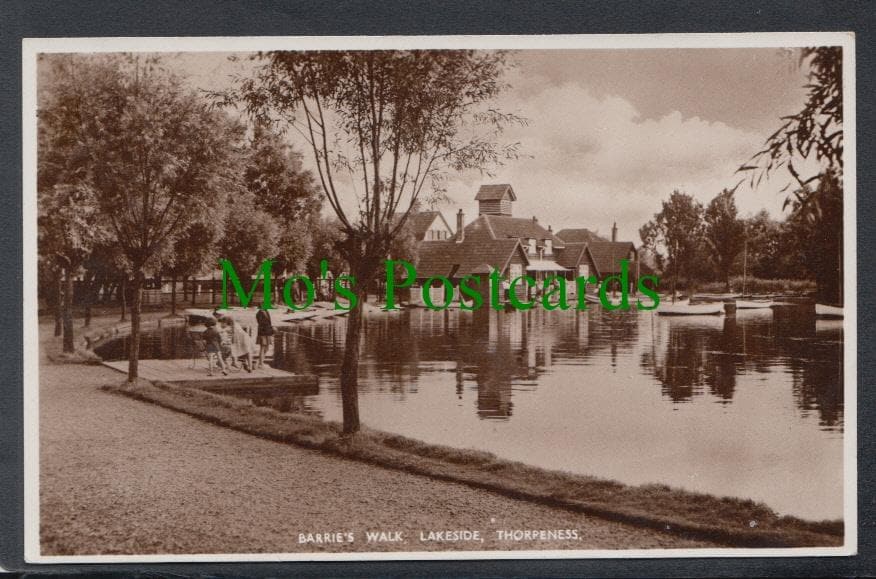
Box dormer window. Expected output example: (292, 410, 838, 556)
(528, 238, 536, 255)
(545, 239, 553, 256)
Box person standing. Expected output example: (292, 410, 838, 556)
(202, 318, 227, 376)
(255, 308, 274, 370)
(229, 317, 255, 372)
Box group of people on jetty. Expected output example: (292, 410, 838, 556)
(200, 308, 274, 376)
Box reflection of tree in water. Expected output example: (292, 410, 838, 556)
(641, 306, 843, 428)
(774, 310, 844, 430)
(646, 324, 712, 402)
(703, 317, 740, 402)
(94, 325, 208, 361)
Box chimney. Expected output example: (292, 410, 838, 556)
(611, 221, 618, 242)
(548, 225, 553, 233)
(532, 216, 538, 224)
(456, 209, 465, 243)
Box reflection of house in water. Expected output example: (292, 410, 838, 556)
(471, 311, 517, 419)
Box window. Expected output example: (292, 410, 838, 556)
(545, 239, 553, 255)
(527, 238, 536, 254)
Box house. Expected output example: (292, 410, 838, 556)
(399, 210, 455, 241)
(554, 227, 604, 244)
(554, 242, 597, 280)
(407, 184, 643, 306)
(556, 222, 641, 290)
(413, 211, 530, 306)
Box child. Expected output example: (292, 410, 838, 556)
(202, 318, 227, 376)
(255, 308, 274, 369)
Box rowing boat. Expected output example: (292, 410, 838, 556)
(657, 300, 724, 316)
(815, 303, 843, 318)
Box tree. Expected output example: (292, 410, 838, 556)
(639, 191, 705, 299)
(216, 194, 281, 287)
(223, 50, 520, 433)
(162, 220, 224, 315)
(703, 189, 745, 291)
(244, 124, 322, 275)
(37, 184, 106, 352)
(41, 54, 244, 381)
(739, 47, 843, 303)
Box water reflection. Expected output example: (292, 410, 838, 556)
(95, 303, 844, 519)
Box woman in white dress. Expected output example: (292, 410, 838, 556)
(229, 318, 255, 372)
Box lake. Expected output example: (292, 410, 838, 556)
(97, 304, 844, 521)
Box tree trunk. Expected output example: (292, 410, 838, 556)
(83, 272, 94, 327)
(53, 271, 62, 337)
(170, 274, 177, 316)
(119, 276, 127, 321)
(62, 266, 75, 353)
(191, 276, 197, 306)
(339, 288, 364, 434)
(127, 272, 143, 382)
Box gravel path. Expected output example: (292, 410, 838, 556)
(39, 325, 717, 556)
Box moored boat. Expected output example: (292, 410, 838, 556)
(657, 300, 723, 316)
(815, 303, 843, 318)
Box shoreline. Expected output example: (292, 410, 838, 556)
(103, 378, 842, 549)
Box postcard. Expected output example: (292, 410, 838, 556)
(22, 32, 856, 562)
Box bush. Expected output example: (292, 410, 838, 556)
(696, 277, 816, 295)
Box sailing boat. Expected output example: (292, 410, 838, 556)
(734, 227, 773, 309)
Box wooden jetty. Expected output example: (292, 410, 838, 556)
(102, 359, 319, 392)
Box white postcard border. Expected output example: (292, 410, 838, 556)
(21, 31, 858, 564)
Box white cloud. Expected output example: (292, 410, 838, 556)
(438, 79, 804, 244)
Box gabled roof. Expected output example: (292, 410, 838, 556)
(393, 210, 454, 241)
(465, 214, 565, 248)
(555, 228, 605, 244)
(475, 184, 517, 202)
(415, 238, 528, 279)
(588, 241, 636, 276)
(554, 242, 591, 269)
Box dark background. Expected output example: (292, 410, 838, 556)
(1, 1, 873, 576)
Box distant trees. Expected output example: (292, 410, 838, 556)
(216, 197, 281, 283)
(224, 50, 520, 433)
(639, 191, 705, 299)
(640, 184, 825, 294)
(244, 124, 321, 276)
(703, 189, 745, 292)
(163, 220, 224, 315)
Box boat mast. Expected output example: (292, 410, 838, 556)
(742, 226, 748, 298)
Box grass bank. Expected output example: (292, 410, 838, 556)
(104, 380, 843, 549)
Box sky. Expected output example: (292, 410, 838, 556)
(167, 48, 816, 244)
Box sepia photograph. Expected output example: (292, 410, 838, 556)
(22, 33, 856, 562)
